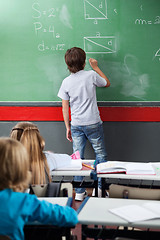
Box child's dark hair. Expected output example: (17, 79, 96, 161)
(65, 47, 86, 73)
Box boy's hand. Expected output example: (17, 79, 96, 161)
(89, 58, 98, 70)
(66, 128, 73, 142)
(89, 58, 111, 87)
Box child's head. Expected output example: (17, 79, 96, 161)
(0, 137, 31, 192)
(10, 121, 45, 151)
(10, 121, 51, 185)
(65, 47, 86, 73)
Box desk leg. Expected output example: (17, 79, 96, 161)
(82, 225, 87, 240)
(101, 178, 106, 198)
(95, 179, 98, 197)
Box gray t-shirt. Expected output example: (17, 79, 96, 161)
(58, 70, 107, 126)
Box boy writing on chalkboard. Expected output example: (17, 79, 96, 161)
(58, 47, 110, 201)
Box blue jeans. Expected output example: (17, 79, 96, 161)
(71, 122, 107, 193)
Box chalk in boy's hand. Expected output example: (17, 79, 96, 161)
(89, 58, 98, 69)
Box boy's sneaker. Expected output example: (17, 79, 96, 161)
(75, 191, 88, 201)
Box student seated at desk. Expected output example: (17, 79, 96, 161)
(10, 121, 82, 185)
(0, 137, 78, 240)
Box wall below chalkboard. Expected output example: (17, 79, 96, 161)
(1, 120, 160, 163)
(0, 0, 160, 102)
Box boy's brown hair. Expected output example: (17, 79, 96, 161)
(65, 47, 86, 73)
(0, 137, 31, 192)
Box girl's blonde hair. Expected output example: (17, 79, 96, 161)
(0, 137, 31, 192)
(10, 122, 51, 185)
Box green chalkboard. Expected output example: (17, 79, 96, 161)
(0, 0, 160, 101)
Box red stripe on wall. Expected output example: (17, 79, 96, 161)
(0, 106, 63, 121)
(100, 107, 160, 122)
(0, 106, 160, 121)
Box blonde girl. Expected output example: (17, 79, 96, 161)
(0, 137, 78, 239)
(10, 121, 51, 184)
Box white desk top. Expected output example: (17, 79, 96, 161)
(78, 197, 160, 229)
(97, 173, 160, 180)
(38, 197, 71, 206)
(27, 197, 72, 226)
(51, 170, 91, 176)
(51, 160, 94, 177)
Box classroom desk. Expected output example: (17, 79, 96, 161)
(78, 197, 160, 240)
(38, 196, 73, 205)
(51, 160, 98, 196)
(97, 163, 160, 197)
(24, 197, 74, 240)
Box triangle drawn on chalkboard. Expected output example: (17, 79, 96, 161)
(84, 37, 116, 54)
(155, 48, 160, 57)
(84, 0, 108, 19)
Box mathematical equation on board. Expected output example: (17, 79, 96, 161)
(135, 16, 160, 25)
(31, 0, 160, 61)
(32, 2, 65, 52)
(134, 15, 160, 61)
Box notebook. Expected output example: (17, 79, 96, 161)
(97, 161, 155, 175)
(109, 202, 160, 222)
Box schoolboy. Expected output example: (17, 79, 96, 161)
(58, 47, 110, 201)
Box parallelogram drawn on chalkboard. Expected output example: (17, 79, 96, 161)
(84, 36, 116, 54)
(84, 0, 108, 19)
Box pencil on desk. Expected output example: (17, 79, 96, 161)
(82, 163, 94, 170)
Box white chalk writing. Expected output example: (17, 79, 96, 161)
(135, 16, 160, 25)
(32, 3, 57, 19)
(32, 2, 65, 52)
(38, 41, 65, 52)
(84, 0, 108, 20)
(84, 35, 116, 54)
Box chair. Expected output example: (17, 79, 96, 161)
(30, 182, 73, 197)
(30, 182, 61, 197)
(0, 236, 11, 240)
(109, 184, 160, 200)
(59, 182, 73, 197)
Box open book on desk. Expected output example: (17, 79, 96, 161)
(109, 202, 160, 223)
(96, 161, 155, 175)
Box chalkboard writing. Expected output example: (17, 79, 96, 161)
(0, 0, 160, 102)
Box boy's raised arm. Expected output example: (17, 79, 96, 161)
(89, 58, 110, 87)
(62, 99, 72, 142)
